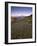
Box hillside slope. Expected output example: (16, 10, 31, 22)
(11, 15, 32, 39)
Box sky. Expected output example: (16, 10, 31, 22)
(11, 6, 32, 17)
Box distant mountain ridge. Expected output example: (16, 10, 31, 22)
(11, 14, 32, 23)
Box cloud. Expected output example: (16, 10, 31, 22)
(11, 12, 32, 17)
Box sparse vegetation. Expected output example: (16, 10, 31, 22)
(11, 15, 32, 39)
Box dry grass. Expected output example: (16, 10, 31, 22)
(11, 15, 32, 39)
